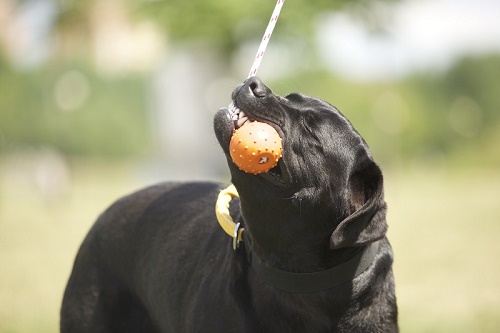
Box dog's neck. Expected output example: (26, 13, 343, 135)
(242, 217, 364, 273)
(241, 226, 380, 293)
(215, 185, 379, 292)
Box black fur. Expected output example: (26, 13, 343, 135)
(61, 77, 398, 332)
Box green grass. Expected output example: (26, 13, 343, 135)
(386, 167, 500, 332)
(1, 160, 499, 332)
(0, 160, 141, 333)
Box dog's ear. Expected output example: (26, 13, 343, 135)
(330, 156, 387, 249)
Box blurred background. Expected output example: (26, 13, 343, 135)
(1, 0, 499, 331)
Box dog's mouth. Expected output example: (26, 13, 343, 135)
(213, 77, 292, 185)
(219, 101, 288, 185)
(228, 102, 250, 129)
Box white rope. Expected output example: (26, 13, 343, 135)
(247, 0, 285, 78)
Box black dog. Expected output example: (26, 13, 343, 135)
(61, 77, 398, 332)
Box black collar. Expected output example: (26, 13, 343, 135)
(242, 232, 380, 293)
(214, 185, 380, 293)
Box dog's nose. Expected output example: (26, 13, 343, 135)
(247, 76, 267, 98)
(232, 76, 271, 100)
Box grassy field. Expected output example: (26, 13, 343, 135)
(1, 159, 499, 332)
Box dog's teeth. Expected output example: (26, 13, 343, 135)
(228, 102, 241, 117)
(228, 102, 246, 127)
(237, 116, 248, 128)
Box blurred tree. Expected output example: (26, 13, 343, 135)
(137, 0, 399, 52)
(380, 54, 500, 166)
(52, 0, 399, 56)
(0, 64, 151, 157)
(443, 55, 500, 125)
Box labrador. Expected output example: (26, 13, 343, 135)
(61, 77, 398, 332)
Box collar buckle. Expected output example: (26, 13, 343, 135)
(233, 222, 242, 250)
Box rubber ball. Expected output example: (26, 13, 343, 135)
(229, 121, 283, 175)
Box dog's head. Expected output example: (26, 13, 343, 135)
(214, 77, 387, 255)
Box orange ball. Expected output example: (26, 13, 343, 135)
(229, 121, 283, 175)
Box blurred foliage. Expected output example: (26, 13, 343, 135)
(0, 59, 151, 157)
(406, 56, 500, 166)
(54, 0, 398, 54)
